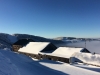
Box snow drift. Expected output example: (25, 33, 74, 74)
(72, 52, 100, 66)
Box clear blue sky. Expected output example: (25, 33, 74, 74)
(0, 0, 100, 38)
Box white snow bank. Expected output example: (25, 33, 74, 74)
(18, 42, 50, 54)
(72, 52, 100, 66)
(0, 49, 68, 75)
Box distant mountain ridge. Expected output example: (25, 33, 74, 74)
(0, 33, 66, 50)
(53, 37, 76, 40)
(53, 37, 98, 41)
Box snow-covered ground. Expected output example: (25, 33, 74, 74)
(39, 60, 100, 75)
(0, 49, 100, 75)
(72, 52, 100, 66)
(0, 49, 64, 75)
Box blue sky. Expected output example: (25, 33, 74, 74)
(0, 0, 100, 38)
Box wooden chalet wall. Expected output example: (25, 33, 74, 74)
(12, 45, 22, 52)
(44, 55, 69, 63)
(18, 51, 69, 63)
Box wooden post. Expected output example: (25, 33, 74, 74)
(85, 39, 86, 48)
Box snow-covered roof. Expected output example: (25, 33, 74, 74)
(18, 42, 50, 54)
(51, 47, 84, 58)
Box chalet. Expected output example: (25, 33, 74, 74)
(40, 47, 90, 63)
(12, 38, 35, 52)
(18, 42, 57, 59)
(17, 42, 90, 63)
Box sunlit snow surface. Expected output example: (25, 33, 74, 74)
(72, 52, 100, 66)
(0, 49, 100, 75)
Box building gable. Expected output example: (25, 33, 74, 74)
(40, 43, 57, 53)
(81, 48, 91, 53)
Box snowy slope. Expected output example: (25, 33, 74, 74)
(0, 51, 20, 75)
(0, 33, 17, 49)
(38, 60, 100, 75)
(0, 33, 17, 44)
(0, 49, 100, 75)
(7, 35, 17, 43)
(0, 49, 66, 75)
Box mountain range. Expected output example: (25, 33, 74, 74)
(0, 33, 66, 50)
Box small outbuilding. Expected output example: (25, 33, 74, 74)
(12, 38, 35, 52)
